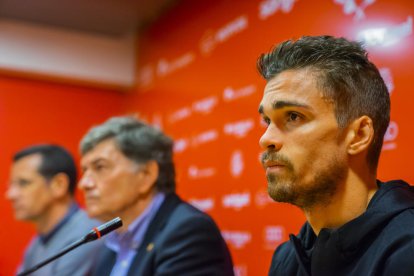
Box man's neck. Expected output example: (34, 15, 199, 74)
(116, 191, 156, 232)
(304, 171, 377, 236)
(35, 198, 73, 235)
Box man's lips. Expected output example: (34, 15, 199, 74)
(85, 196, 99, 203)
(262, 160, 285, 169)
(262, 161, 286, 174)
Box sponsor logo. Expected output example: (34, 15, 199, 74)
(157, 52, 195, 77)
(259, 0, 298, 20)
(234, 265, 248, 276)
(192, 129, 219, 147)
(334, 0, 376, 21)
(168, 107, 192, 123)
(221, 230, 252, 249)
(188, 165, 216, 179)
(383, 121, 398, 151)
(173, 138, 189, 153)
(357, 16, 413, 47)
(230, 150, 244, 178)
(200, 16, 249, 55)
(151, 113, 163, 130)
(255, 190, 274, 207)
(138, 64, 154, 87)
(379, 68, 394, 95)
(189, 198, 215, 212)
(222, 192, 251, 210)
(224, 119, 255, 138)
(264, 225, 285, 250)
(192, 96, 218, 114)
(223, 85, 256, 102)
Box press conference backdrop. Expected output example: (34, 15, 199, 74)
(0, 0, 413, 275)
(123, 1, 414, 275)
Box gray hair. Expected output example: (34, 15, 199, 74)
(80, 116, 175, 193)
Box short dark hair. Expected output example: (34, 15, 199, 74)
(80, 116, 176, 193)
(257, 35, 390, 171)
(13, 144, 78, 195)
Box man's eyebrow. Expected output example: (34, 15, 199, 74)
(273, 100, 308, 109)
(81, 158, 105, 170)
(258, 105, 264, 114)
(259, 100, 310, 114)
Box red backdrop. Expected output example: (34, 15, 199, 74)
(0, 77, 124, 275)
(125, 1, 414, 275)
(1, 0, 413, 275)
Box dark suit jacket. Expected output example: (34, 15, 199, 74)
(93, 193, 234, 276)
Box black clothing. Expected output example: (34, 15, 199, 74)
(93, 193, 234, 276)
(269, 180, 414, 276)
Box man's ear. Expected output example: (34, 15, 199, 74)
(137, 160, 159, 195)
(346, 115, 374, 156)
(49, 173, 70, 198)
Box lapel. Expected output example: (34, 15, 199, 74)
(93, 247, 117, 276)
(127, 193, 182, 276)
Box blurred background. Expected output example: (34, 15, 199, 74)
(0, 0, 413, 275)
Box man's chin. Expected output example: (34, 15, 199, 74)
(87, 211, 111, 222)
(267, 183, 296, 204)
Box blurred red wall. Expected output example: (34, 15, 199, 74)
(0, 76, 124, 276)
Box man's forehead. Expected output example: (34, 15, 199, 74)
(81, 139, 125, 164)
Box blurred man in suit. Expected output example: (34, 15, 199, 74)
(257, 35, 414, 275)
(6, 144, 102, 275)
(79, 116, 234, 276)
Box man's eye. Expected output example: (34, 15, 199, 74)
(262, 117, 271, 126)
(287, 112, 301, 122)
(16, 179, 31, 187)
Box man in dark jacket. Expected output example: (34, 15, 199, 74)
(257, 35, 414, 275)
(79, 116, 234, 276)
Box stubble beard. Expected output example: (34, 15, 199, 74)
(266, 156, 346, 210)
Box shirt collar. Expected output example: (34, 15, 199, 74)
(39, 202, 79, 244)
(105, 193, 165, 252)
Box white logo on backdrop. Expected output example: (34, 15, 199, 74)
(168, 107, 192, 123)
(234, 265, 248, 276)
(189, 198, 215, 212)
(188, 165, 216, 179)
(379, 68, 394, 95)
(151, 113, 163, 130)
(358, 16, 413, 47)
(264, 226, 285, 250)
(259, 0, 298, 20)
(230, 150, 244, 178)
(157, 52, 195, 77)
(192, 129, 219, 147)
(222, 192, 251, 210)
(224, 119, 255, 138)
(334, 0, 376, 21)
(138, 64, 154, 87)
(383, 121, 398, 151)
(200, 16, 249, 55)
(255, 190, 275, 207)
(223, 85, 256, 102)
(221, 230, 252, 249)
(192, 96, 218, 114)
(173, 138, 189, 153)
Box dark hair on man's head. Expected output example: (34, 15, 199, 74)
(80, 116, 176, 193)
(257, 35, 390, 171)
(13, 144, 78, 195)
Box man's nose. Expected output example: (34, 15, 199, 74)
(79, 175, 95, 190)
(259, 124, 283, 151)
(5, 184, 18, 200)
